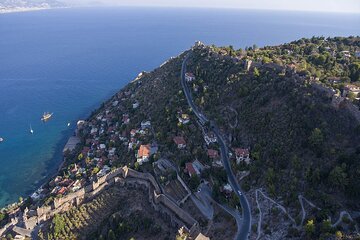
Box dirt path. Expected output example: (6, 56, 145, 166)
(255, 189, 358, 239)
(222, 106, 238, 129)
(255, 189, 317, 238)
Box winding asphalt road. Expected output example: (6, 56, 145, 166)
(181, 53, 251, 240)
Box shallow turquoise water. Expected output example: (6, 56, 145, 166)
(0, 7, 359, 207)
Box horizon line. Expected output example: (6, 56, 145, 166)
(67, 4, 360, 14)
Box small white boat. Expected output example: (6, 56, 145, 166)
(41, 112, 53, 121)
(67, 122, 71, 127)
(30, 124, 34, 134)
(0, 137, 4, 142)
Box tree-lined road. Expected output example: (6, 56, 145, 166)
(181, 52, 251, 240)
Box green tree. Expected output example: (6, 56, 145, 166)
(188, 175, 200, 191)
(134, 162, 140, 171)
(329, 165, 348, 190)
(335, 231, 343, 239)
(349, 62, 360, 82)
(321, 219, 333, 234)
(0, 212, 6, 222)
(262, 56, 272, 64)
(305, 219, 315, 236)
(308, 128, 324, 148)
(229, 192, 240, 208)
(108, 229, 116, 240)
(92, 167, 100, 175)
(253, 67, 260, 77)
(52, 214, 65, 238)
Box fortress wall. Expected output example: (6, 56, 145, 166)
(156, 203, 184, 228)
(332, 95, 345, 109)
(124, 180, 185, 228)
(84, 184, 93, 193)
(106, 168, 124, 180)
(155, 193, 197, 228)
(24, 216, 38, 230)
(311, 83, 360, 123)
(89, 181, 109, 197)
(36, 205, 51, 217)
(124, 167, 161, 193)
(54, 188, 85, 209)
(0, 219, 17, 236)
(2, 166, 197, 237)
(177, 174, 191, 194)
(344, 100, 360, 122)
(176, 175, 192, 204)
(311, 82, 335, 98)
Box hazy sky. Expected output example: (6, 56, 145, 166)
(67, 0, 360, 13)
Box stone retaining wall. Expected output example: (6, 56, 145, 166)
(1, 166, 199, 237)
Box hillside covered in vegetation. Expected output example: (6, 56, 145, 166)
(1, 37, 359, 240)
(38, 36, 360, 239)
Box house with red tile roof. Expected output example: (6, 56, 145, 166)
(130, 129, 137, 137)
(136, 144, 151, 165)
(122, 114, 130, 124)
(185, 162, 197, 177)
(173, 136, 186, 149)
(207, 149, 219, 159)
(57, 187, 67, 195)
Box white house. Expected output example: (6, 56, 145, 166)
(204, 132, 217, 145)
(178, 114, 190, 124)
(97, 165, 111, 177)
(108, 148, 116, 157)
(141, 120, 151, 129)
(234, 148, 251, 164)
(112, 100, 119, 107)
(185, 72, 195, 82)
(344, 84, 360, 99)
(133, 102, 139, 109)
(355, 51, 360, 58)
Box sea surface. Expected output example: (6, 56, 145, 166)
(0, 7, 359, 207)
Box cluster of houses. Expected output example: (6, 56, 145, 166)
(31, 66, 253, 210)
(183, 143, 251, 176)
(344, 84, 360, 99)
(327, 77, 360, 100)
(32, 88, 150, 200)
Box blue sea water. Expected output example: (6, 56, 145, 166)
(0, 7, 359, 207)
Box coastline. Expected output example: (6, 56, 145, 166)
(0, 129, 72, 211)
(0, 86, 120, 211)
(0, 7, 69, 15)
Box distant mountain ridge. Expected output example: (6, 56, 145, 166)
(0, 0, 66, 13)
